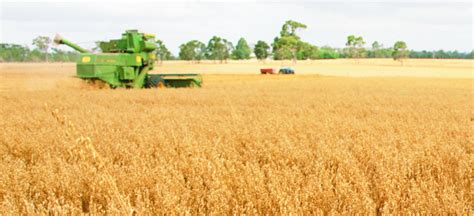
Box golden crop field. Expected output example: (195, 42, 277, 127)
(0, 59, 473, 214)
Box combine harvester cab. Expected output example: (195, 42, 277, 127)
(54, 30, 202, 89)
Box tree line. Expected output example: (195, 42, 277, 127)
(0, 42, 79, 62)
(1, 20, 472, 62)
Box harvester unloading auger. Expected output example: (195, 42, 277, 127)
(54, 30, 202, 88)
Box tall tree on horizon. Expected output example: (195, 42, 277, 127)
(345, 35, 366, 58)
(155, 40, 172, 64)
(32, 36, 51, 62)
(232, 37, 252, 60)
(206, 36, 233, 63)
(178, 40, 206, 63)
(254, 40, 270, 61)
(272, 20, 310, 62)
(393, 41, 409, 65)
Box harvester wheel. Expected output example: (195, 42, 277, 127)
(146, 75, 165, 88)
(157, 81, 165, 88)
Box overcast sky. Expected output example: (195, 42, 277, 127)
(1, 0, 472, 54)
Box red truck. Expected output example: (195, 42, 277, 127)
(260, 68, 276, 74)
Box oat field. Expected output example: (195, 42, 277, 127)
(0, 59, 472, 214)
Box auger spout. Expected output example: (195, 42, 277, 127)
(54, 34, 90, 54)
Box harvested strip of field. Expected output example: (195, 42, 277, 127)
(155, 59, 473, 78)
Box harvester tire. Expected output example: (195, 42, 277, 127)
(157, 81, 165, 88)
(146, 76, 165, 88)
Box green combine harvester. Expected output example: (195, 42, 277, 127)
(54, 30, 202, 88)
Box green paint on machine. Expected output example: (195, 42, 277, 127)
(54, 30, 202, 88)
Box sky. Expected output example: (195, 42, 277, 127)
(0, 0, 472, 54)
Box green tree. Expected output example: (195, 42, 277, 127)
(372, 41, 381, 50)
(232, 37, 252, 60)
(273, 20, 317, 62)
(408, 50, 473, 59)
(367, 41, 393, 58)
(0, 44, 30, 62)
(206, 36, 232, 63)
(50, 48, 68, 62)
(371, 41, 385, 58)
(318, 46, 340, 59)
(273, 36, 299, 61)
(296, 41, 319, 60)
(222, 39, 233, 61)
(179, 40, 206, 63)
(155, 40, 171, 64)
(254, 40, 270, 61)
(32, 36, 51, 62)
(27, 49, 44, 62)
(435, 50, 448, 58)
(392, 41, 409, 64)
(280, 20, 307, 38)
(344, 35, 366, 58)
